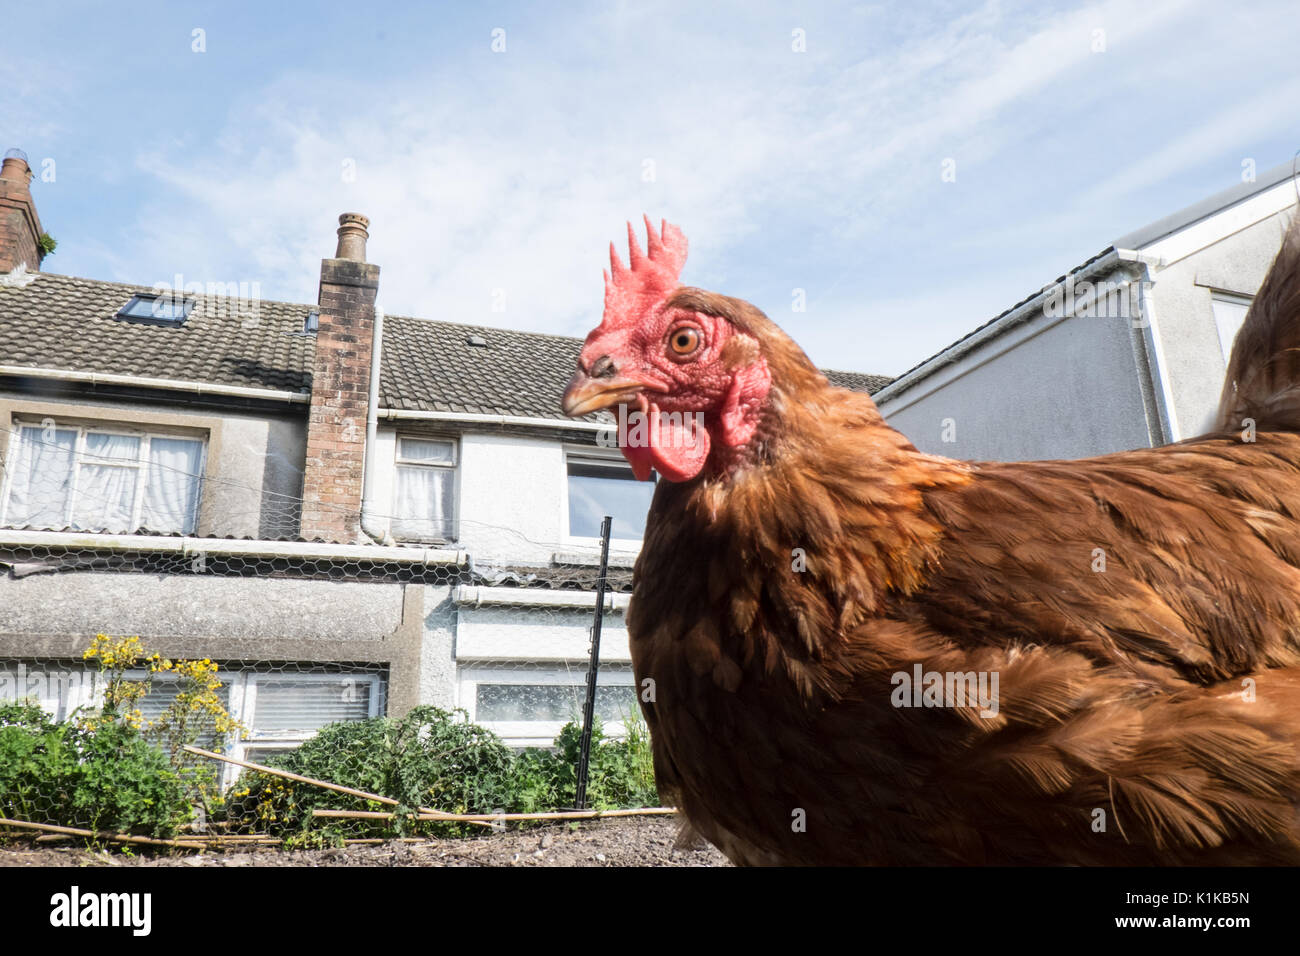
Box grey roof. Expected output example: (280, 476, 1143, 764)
(1114, 158, 1299, 250)
(823, 368, 893, 394)
(0, 270, 890, 417)
(381, 314, 891, 418)
(0, 272, 314, 393)
(380, 314, 590, 418)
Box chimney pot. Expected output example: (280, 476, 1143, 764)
(0, 151, 33, 187)
(335, 212, 370, 261)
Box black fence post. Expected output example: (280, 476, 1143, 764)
(575, 514, 613, 810)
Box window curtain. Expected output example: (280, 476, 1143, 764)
(5, 426, 76, 528)
(393, 465, 453, 539)
(71, 433, 140, 532)
(5, 428, 203, 534)
(398, 438, 454, 464)
(143, 437, 203, 533)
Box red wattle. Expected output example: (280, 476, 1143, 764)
(619, 404, 712, 482)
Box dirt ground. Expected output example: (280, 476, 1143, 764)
(0, 816, 729, 867)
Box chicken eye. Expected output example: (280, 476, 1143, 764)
(668, 326, 702, 359)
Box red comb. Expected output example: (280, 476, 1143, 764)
(600, 215, 688, 330)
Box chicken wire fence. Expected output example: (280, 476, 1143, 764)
(0, 419, 657, 846)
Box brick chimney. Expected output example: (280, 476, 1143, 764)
(299, 213, 380, 543)
(0, 149, 44, 274)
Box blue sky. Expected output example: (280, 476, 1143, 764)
(4, 0, 1298, 376)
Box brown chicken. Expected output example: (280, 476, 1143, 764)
(561, 215, 1300, 865)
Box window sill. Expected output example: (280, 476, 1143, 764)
(392, 535, 458, 548)
(551, 548, 639, 569)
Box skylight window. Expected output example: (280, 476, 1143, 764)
(304, 309, 320, 332)
(116, 294, 194, 326)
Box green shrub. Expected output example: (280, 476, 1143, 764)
(0, 702, 191, 839)
(224, 706, 659, 843)
(2, 691, 660, 849)
(546, 715, 659, 811)
(511, 747, 563, 813)
(225, 706, 519, 841)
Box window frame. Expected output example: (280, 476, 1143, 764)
(226, 671, 385, 789)
(234, 671, 384, 739)
(390, 434, 459, 544)
(562, 447, 654, 550)
(213, 671, 382, 790)
(0, 661, 101, 723)
(115, 293, 195, 326)
(457, 663, 638, 747)
(0, 419, 207, 534)
(3, 662, 387, 790)
(1209, 291, 1254, 364)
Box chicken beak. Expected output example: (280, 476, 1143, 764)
(561, 371, 645, 417)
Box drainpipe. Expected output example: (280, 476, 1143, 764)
(360, 304, 395, 546)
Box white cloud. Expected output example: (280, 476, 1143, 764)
(1073, 79, 1300, 209)
(107, 0, 1291, 379)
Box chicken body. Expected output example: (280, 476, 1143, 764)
(565, 216, 1300, 865)
(633, 412, 1300, 865)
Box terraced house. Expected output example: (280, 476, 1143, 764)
(0, 148, 887, 773)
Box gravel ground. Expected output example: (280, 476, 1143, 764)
(0, 816, 729, 867)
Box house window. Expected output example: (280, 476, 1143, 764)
(476, 683, 635, 723)
(0, 661, 98, 722)
(229, 671, 383, 782)
(1211, 292, 1252, 362)
(0, 661, 386, 789)
(392, 436, 457, 541)
(116, 294, 194, 326)
(566, 455, 654, 541)
(1, 422, 205, 534)
(129, 671, 233, 754)
(458, 664, 637, 747)
(231, 673, 383, 773)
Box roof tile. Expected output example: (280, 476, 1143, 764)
(1, 272, 891, 418)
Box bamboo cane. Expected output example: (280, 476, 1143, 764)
(0, 816, 204, 850)
(182, 745, 493, 828)
(312, 806, 678, 823)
